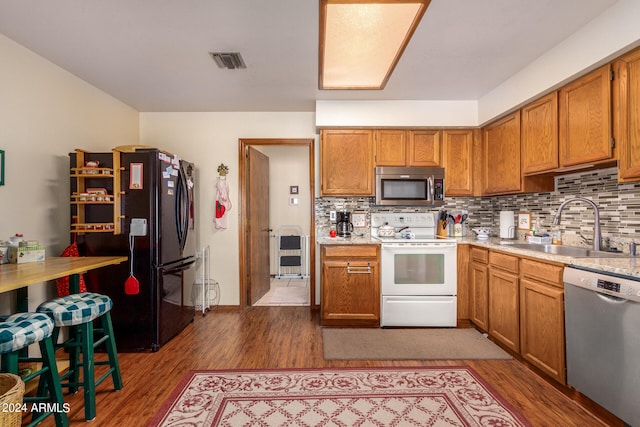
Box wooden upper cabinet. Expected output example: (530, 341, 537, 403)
(522, 92, 559, 174)
(408, 130, 441, 166)
(442, 129, 474, 196)
(615, 47, 640, 182)
(483, 111, 522, 194)
(559, 64, 614, 167)
(320, 129, 374, 196)
(374, 130, 407, 166)
(374, 129, 441, 167)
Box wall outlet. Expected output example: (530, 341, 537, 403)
(329, 211, 336, 221)
(352, 213, 366, 227)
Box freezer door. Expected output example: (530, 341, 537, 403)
(156, 258, 196, 350)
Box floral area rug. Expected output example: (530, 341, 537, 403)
(149, 367, 531, 426)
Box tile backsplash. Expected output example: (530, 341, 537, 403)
(316, 167, 640, 253)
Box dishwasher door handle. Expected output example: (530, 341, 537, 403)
(595, 292, 627, 304)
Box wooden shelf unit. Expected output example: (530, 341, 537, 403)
(70, 149, 124, 234)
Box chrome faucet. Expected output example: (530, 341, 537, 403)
(552, 197, 601, 251)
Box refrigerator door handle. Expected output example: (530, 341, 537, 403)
(175, 165, 190, 253)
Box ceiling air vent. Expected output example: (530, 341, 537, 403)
(209, 52, 246, 69)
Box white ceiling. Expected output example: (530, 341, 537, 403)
(0, 0, 619, 112)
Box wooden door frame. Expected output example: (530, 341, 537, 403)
(238, 138, 316, 309)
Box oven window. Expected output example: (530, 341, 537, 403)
(382, 179, 427, 200)
(394, 253, 444, 284)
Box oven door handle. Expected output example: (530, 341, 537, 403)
(347, 262, 371, 274)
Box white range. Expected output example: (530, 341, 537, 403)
(371, 212, 457, 327)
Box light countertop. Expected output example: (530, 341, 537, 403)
(317, 235, 379, 245)
(316, 234, 640, 279)
(459, 236, 640, 279)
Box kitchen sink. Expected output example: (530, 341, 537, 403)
(498, 242, 626, 258)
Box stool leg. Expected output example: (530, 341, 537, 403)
(0, 352, 19, 374)
(67, 326, 80, 394)
(38, 336, 70, 427)
(81, 321, 96, 421)
(101, 312, 123, 390)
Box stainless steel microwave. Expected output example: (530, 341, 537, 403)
(375, 166, 445, 206)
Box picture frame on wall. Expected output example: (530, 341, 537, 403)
(0, 150, 4, 186)
(517, 212, 531, 230)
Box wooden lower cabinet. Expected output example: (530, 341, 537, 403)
(469, 247, 489, 331)
(456, 244, 470, 320)
(466, 248, 567, 384)
(519, 258, 566, 384)
(321, 244, 380, 327)
(488, 252, 520, 353)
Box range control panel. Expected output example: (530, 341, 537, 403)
(371, 212, 436, 228)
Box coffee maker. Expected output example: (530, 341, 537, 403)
(336, 211, 354, 237)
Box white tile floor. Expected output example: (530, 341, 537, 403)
(254, 277, 310, 306)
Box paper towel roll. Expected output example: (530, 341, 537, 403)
(500, 211, 515, 238)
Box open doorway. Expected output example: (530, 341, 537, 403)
(238, 138, 315, 309)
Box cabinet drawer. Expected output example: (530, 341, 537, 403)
(323, 244, 379, 258)
(470, 247, 489, 264)
(520, 258, 564, 288)
(490, 251, 519, 273)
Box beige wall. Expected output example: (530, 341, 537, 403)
(139, 112, 316, 305)
(0, 34, 139, 312)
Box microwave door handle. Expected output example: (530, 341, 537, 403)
(428, 176, 434, 201)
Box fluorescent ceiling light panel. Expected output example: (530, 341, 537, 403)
(319, 0, 430, 90)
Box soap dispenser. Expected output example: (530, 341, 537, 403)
(552, 225, 562, 245)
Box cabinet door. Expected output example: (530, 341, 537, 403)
(443, 129, 474, 196)
(408, 130, 441, 166)
(615, 47, 640, 181)
(483, 111, 521, 194)
(522, 92, 559, 174)
(559, 64, 613, 167)
(321, 258, 380, 326)
(520, 278, 565, 384)
(488, 268, 519, 352)
(456, 244, 470, 320)
(320, 130, 374, 196)
(469, 261, 489, 331)
(375, 129, 407, 166)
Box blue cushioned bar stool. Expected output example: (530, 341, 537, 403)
(37, 292, 122, 422)
(0, 312, 69, 427)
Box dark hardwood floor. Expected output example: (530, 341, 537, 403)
(31, 307, 616, 426)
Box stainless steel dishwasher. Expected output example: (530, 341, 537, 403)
(564, 266, 640, 427)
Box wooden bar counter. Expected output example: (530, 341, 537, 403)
(0, 256, 128, 295)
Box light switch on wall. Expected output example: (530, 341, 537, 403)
(352, 213, 366, 227)
(289, 197, 299, 206)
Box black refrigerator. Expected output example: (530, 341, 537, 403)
(70, 148, 196, 351)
